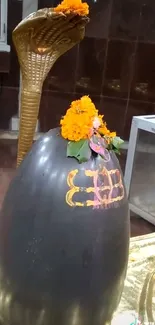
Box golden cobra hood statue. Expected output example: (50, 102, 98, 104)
(13, 2, 89, 166)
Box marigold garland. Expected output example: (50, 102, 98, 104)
(54, 0, 89, 16)
(60, 95, 123, 163)
(60, 96, 115, 142)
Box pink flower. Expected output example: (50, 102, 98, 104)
(93, 117, 101, 129)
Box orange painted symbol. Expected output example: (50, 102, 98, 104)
(66, 166, 124, 208)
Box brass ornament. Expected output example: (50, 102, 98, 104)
(13, 8, 88, 166)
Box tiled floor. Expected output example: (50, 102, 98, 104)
(0, 139, 155, 237)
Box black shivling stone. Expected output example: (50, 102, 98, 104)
(0, 128, 130, 325)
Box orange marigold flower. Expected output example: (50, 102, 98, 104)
(99, 125, 116, 138)
(54, 0, 89, 16)
(60, 95, 116, 142)
(109, 131, 116, 138)
(60, 96, 99, 141)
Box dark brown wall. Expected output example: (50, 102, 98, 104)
(38, 0, 155, 139)
(0, 0, 22, 130)
(1, 0, 155, 139)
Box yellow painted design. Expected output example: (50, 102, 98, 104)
(66, 166, 124, 208)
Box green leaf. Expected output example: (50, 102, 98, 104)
(112, 136, 124, 149)
(67, 140, 84, 157)
(67, 139, 91, 163)
(113, 147, 121, 155)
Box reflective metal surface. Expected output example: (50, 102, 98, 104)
(0, 129, 129, 325)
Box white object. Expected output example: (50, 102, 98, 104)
(0, 0, 10, 52)
(10, 117, 39, 133)
(124, 115, 155, 225)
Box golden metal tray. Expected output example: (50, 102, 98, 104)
(113, 233, 155, 325)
